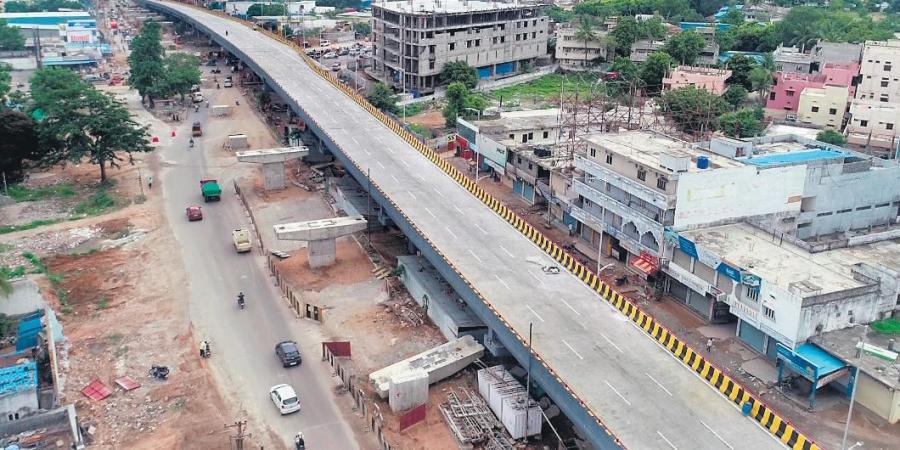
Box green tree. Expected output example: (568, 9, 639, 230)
(246, 3, 287, 16)
(0, 109, 40, 182)
(717, 23, 779, 53)
(575, 15, 599, 68)
(723, 85, 748, 109)
(749, 66, 773, 105)
(721, 9, 745, 26)
(128, 21, 166, 105)
(718, 108, 764, 138)
(440, 61, 478, 89)
(0, 19, 25, 51)
(29, 68, 87, 114)
(548, 6, 575, 23)
(659, 86, 729, 135)
(443, 81, 468, 127)
(724, 54, 756, 90)
(366, 82, 399, 114)
(816, 129, 847, 146)
(640, 51, 674, 96)
(0, 63, 10, 100)
(353, 22, 372, 37)
(690, 0, 728, 16)
(610, 16, 666, 57)
(161, 53, 202, 100)
(663, 31, 706, 65)
(4, 0, 84, 12)
(37, 87, 151, 182)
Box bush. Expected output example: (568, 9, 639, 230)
(73, 190, 116, 216)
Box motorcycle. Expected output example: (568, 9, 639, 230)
(149, 365, 170, 380)
(189, 139, 194, 148)
(200, 341, 211, 359)
(237, 294, 245, 310)
(294, 432, 305, 450)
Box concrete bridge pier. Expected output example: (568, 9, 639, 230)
(274, 216, 368, 268)
(236, 147, 309, 190)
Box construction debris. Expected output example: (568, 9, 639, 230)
(439, 388, 499, 445)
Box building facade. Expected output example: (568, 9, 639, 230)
(854, 39, 900, 103)
(662, 65, 731, 95)
(554, 18, 616, 72)
(846, 99, 900, 156)
(797, 84, 850, 129)
(767, 64, 857, 115)
(370, 0, 549, 94)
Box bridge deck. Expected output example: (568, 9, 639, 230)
(149, 2, 782, 448)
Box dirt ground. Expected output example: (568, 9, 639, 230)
(404, 109, 446, 130)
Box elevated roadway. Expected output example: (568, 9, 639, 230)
(145, 2, 788, 448)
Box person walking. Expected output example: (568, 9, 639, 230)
(148, 175, 153, 190)
(706, 337, 714, 353)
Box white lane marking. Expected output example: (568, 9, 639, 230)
(467, 249, 484, 265)
(604, 380, 631, 406)
(529, 272, 545, 286)
(560, 298, 581, 316)
(493, 274, 511, 290)
(474, 223, 487, 235)
(416, 174, 427, 182)
(376, 161, 385, 169)
(526, 305, 545, 322)
(432, 187, 445, 197)
(424, 207, 436, 218)
(454, 205, 464, 214)
(364, 149, 372, 155)
(657, 431, 678, 450)
(499, 245, 514, 258)
(645, 372, 673, 396)
(407, 190, 417, 201)
(700, 421, 734, 450)
(445, 226, 459, 239)
(390, 174, 399, 183)
(600, 333, 624, 353)
(401, 160, 411, 168)
(562, 339, 584, 360)
(350, 136, 360, 145)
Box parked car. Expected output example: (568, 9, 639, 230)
(331, 62, 341, 71)
(186, 206, 203, 221)
(275, 341, 302, 367)
(269, 384, 301, 415)
(320, 39, 331, 46)
(338, 48, 349, 56)
(322, 52, 337, 59)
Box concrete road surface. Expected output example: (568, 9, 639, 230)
(157, 100, 361, 449)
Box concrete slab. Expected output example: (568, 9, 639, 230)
(742, 358, 779, 384)
(237, 146, 310, 190)
(698, 323, 738, 340)
(0, 278, 45, 316)
(275, 216, 367, 268)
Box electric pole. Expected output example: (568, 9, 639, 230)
(225, 420, 250, 450)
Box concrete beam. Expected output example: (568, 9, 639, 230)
(236, 146, 309, 190)
(274, 216, 367, 268)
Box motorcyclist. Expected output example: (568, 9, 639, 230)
(237, 292, 245, 308)
(189, 138, 195, 148)
(200, 340, 210, 358)
(294, 432, 305, 450)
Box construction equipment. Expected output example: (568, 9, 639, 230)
(232, 228, 252, 253)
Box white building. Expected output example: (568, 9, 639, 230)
(855, 39, 900, 102)
(846, 40, 900, 156)
(554, 18, 616, 72)
(370, 0, 549, 94)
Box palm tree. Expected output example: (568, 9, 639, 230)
(575, 16, 598, 70)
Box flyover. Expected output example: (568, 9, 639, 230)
(144, 2, 808, 449)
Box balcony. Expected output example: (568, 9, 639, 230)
(570, 205, 655, 256)
(575, 155, 674, 210)
(573, 178, 660, 234)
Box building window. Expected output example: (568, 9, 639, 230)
(769, 92, 776, 100)
(811, 106, 819, 113)
(543, 131, 549, 139)
(528, 163, 533, 170)
(860, 120, 869, 127)
(881, 95, 890, 103)
(829, 108, 837, 115)
(763, 306, 775, 320)
(637, 167, 646, 181)
(528, 132, 534, 140)
(467, 40, 472, 48)
(589, 148, 596, 157)
(509, 134, 514, 139)
(888, 123, 895, 130)
(746, 286, 760, 301)
(881, 80, 890, 88)
(786, 91, 794, 97)
(449, 43, 455, 51)
(605, 153, 613, 164)
(656, 178, 668, 190)
(885, 64, 892, 71)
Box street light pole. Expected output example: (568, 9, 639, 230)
(841, 326, 867, 450)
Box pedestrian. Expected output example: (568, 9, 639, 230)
(148, 175, 153, 190)
(568, 222, 575, 237)
(706, 338, 714, 353)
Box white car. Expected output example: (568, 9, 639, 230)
(269, 384, 301, 415)
(322, 52, 337, 59)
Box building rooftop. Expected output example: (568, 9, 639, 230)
(774, 45, 816, 64)
(375, 0, 542, 14)
(0, 361, 38, 397)
(809, 325, 900, 390)
(582, 131, 744, 172)
(680, 223, 864, 296)
(741, 148, 850, 167)
(475, 109, 560, 134)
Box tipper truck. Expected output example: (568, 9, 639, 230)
(232, 229, 252, 252)
(200, 179, 222, 202)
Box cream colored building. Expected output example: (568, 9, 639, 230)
(846, 98, 899, 156)
(555, 19, 616, 72)
(855, 40, 900, 103)
(662, 66, 731, 95)
(797, 85, 850, 130)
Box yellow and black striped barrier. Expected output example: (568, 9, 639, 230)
(168, 4, 819, 448)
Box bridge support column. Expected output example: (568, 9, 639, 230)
(236, 146, 309, 190)
(275, 216, 368, 269)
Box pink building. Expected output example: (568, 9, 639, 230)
(662, 66, 732, 95)
(766, 63, 859, 112)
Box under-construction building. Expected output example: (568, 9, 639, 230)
(370, 0, 550, 94)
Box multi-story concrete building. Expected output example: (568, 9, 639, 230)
(554, 17, 617, 72)
(774, 44, 817, 74)
(662, 65, 731, 95)
(797, 84, 850, 129)
(370, 0, 549, 94)
(629, 39, 665, 63)
(846, 98, 900, 156)
(766, 63, 858, 116)
(854, 39, 900, 103)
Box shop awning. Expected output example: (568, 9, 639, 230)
(629, 257, 656, 276)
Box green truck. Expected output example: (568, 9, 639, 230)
(200, 179, 222, 202)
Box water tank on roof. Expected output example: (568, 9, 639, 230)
(697, 155, 710, 169)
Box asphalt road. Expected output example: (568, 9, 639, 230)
(148, 2, 786, 448)
(157, 95, 360, 449)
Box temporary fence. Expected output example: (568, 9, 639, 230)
(156, 4, 821, 449)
